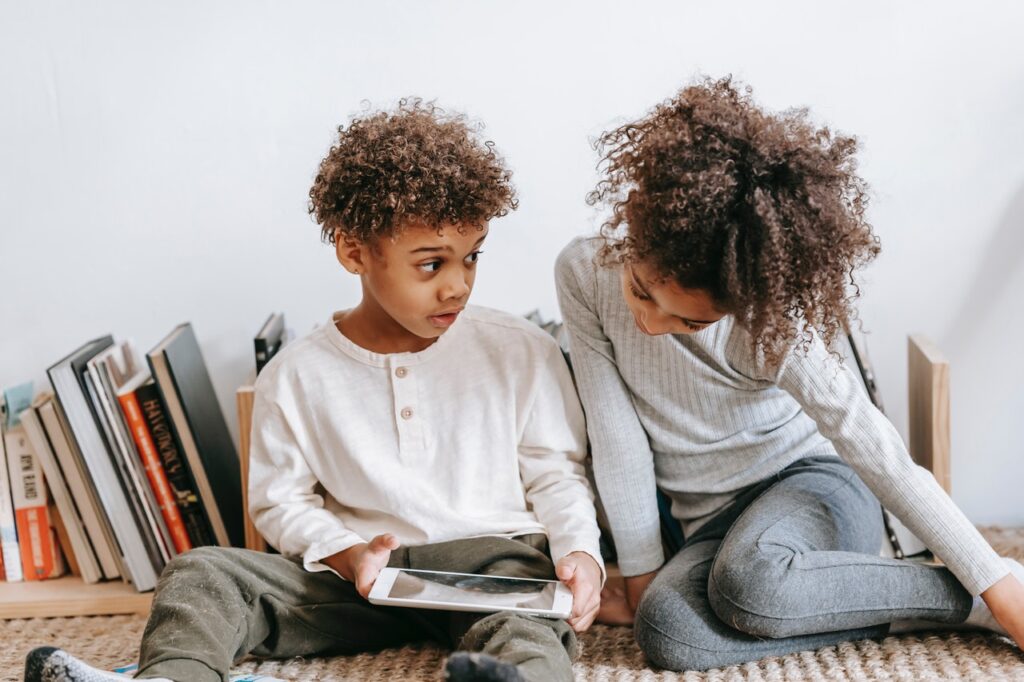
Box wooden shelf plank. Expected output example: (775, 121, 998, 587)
(0, 576, 152, 619)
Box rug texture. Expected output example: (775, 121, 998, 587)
(3, 527, 1022, 681)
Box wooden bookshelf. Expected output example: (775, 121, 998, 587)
(0, 576, 152, 619)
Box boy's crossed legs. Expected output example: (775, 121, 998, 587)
(28, 535, 576, 682)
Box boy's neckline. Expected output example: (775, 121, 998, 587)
(325, 308, 466, 367)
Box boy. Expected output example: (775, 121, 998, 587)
(26, 99, 604, 682)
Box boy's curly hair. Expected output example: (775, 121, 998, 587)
(309, 98, 517, 245)
(590, 77, 880, 367)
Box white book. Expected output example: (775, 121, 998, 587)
(0, 418, 22, 582)
(22, 397, 102, 583)
(88, 347, 173, 566)
(39, 399, 121, 579)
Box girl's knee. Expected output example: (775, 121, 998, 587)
(633, 610, 721, 672)
(633, 584, 723, 671)
(707, 553, 792, 637)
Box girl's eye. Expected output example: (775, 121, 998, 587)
(419, 261, 442, 273)
(466, 250, 483, 264)
(682, 320, 706, 332)
(629, 282, 651, 301)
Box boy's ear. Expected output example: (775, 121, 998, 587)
(335, 230, 367, 274)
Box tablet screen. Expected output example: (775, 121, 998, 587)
(387, 569, 558, 610)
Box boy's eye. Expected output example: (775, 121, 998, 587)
(466, 250, 484, 264)
(629, 282, 651, 301)
(419, 260, 442, 273)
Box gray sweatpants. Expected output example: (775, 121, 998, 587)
(135, 534, 576, 682)
(635, 456, 974, 671)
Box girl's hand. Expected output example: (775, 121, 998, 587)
(596, 580, 635, 625)
(625, 570, 659, 613)
(982, 571, 1024, 648)
(555, 552, 603, 632)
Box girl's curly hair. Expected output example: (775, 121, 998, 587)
(590, 77, 880, 367)
(309, 98, 517, 245)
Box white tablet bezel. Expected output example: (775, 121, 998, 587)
(368, 567, 573, 619)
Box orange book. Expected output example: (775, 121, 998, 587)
(118, 390, 192, 554)
(4, 426, 64, 580)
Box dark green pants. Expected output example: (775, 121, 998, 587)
(135, 535, 576, 682)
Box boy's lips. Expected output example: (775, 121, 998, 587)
(428, 308, 463, 328)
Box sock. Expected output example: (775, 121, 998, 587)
(444, 652, 524, 682)
(23, 647, 172, 682)
(890, 558, 1024, 636)
(228, 676, 288, 682)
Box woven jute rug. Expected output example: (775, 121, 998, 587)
(3, 527, 1022, 682)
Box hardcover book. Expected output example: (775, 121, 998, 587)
(22, 397, 96, 581)
(0, 406, 22, 582)
(87, 347, 173, 569)
(135, 381, 215, 547)
(254, 312, 285, 375)
(148, 323, 244, 548)
(2, 384, 64, 581)
(48, 336, 159, 591)
(39, 398, 121, 579)
(117, 374, 193, 554)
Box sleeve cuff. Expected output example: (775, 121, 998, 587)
(302, 535, 365, 578)
(616, 548, 666, 578)
(552, 543, 607, 586)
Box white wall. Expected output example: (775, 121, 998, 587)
(2, 1, 1022, 525)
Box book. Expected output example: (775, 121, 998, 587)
(88, 346, 175, 567)
(39, 397, 122, 579)
(136, 381, 216, 547)
(50, 503, 80, 577)
(21, 395, 102, 583)
(2, 384, 65, 581)
(0, 408, 20, 582)
(148, 323, 243, 548)
(48, 336, 159, 591)
(254, 313, 285, 375)
(117, 374, 193, 554)
(81, 357, 169, 574)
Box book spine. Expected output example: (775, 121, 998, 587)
(0, 425, 23, 582)
(50, 503, 81, 577)
(254, 338, 269, 375)
(136, 383, 216, 547)
(4, 426, 64, 580)
(118, 391, 192, 554)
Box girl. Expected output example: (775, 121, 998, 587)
(555, 77, 1024, 671)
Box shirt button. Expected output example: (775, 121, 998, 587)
(395, 367, 408, 378)
(400, 407, 414, 420)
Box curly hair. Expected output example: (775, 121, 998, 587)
(309, 98, 517, 245)
(590, 76, 880, 367)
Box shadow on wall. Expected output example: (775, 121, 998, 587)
(943, 181, 1024, 357)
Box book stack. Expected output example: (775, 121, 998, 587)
(0, 323, 243, 593)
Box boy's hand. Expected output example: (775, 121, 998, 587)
(555, 552, 603, 632)
(325, 533, 400, 599)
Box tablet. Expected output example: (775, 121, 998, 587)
(368, 567, 573, 618)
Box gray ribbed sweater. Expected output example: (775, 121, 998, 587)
(555, 236, 1006, 595)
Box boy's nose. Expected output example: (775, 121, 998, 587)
(440, 272, 471, 300)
